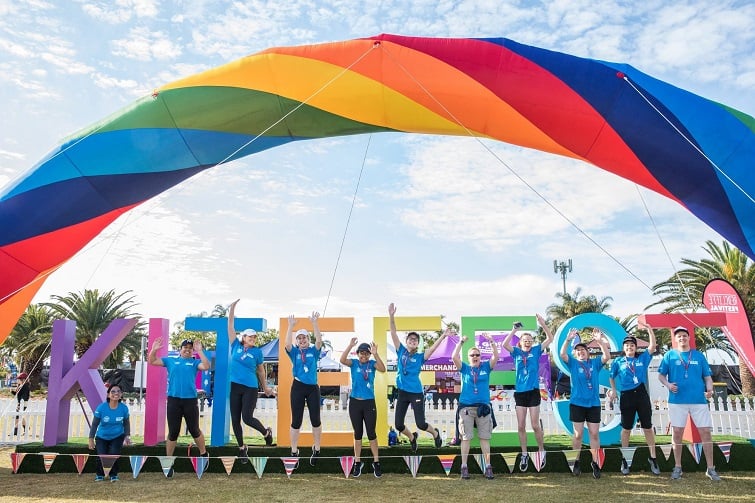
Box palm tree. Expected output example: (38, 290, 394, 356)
(44, 289, 144, 365)
(647, 240, 755, 395)
(4, 304, 55, 391)
(546, 287, 613, 331)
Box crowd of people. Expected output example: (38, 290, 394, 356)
(74, 303, 724, 482)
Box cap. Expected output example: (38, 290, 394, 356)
(573, 342, 588, 351)
(622, 336, 637, 346)
(295, 329, 310, 337)
(17, 372, 28, 379)
(672, 326, 690, 335)
(240, 329, 257, 337)
(180, 339, 194, 347)
(356, 342, 372, 354)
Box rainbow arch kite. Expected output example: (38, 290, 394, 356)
(1, 34, 753, 342)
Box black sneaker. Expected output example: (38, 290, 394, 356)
(572, 459, 581, 476)
(264, 427, 275, 446)
(166, 467, 174, 479)
(372, 461, 382, 478)
(200, 451, 209, 458)
(410, 432, 418, 453)
(310, 449, 320, 466)
(591, 461, 601, 479)
(519, 453, 529, 472)
(350, 461, 364, 478)
(291, 450, 300, 470)
(620, 458, 629, 475)
(238, 445, 248, 464)
(434, 428, 442, 448)
(648, 457, 661, 476)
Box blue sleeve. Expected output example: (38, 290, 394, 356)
(253, 347, 264, 366)
(698, 351, 712, 377)
(658, 353, 669, 376)
(609, 359, 618, 378)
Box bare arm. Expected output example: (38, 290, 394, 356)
(148, 337, 165, 366)
(388, 303, 401, 351)
(371, 342, 386, 372)
(501, 325, 517, 353)
(639, 320, 657, 354)
(340, 337, 357, 367)
(257, 364, 273, 395)
(537, 314, 555, 350)
(704, 375, 714, 399)
(311, 312, 322, 351)
(228, 299, 239, 344)
(560, 330, 576, 364)
(285, 314, 297, 352)
(482, 332, 499, 368)
(195, 341, 211, 371)
(452, 336, 466, 370)
(593, 331, 611, 364)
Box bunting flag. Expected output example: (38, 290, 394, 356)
(72, 454, 89, 475)
(41, 452, 57, 473)
(473, 453, 487, 473)
(339, 456, 354, 478)
(687, 443, 703, 464)
(563, 450, 580, 474)
(251, 457, 268, 479)
(10, 452, 25, 474)
(99, 455, 118, 478)
(659, 444, 673, 461)
(219, 456, 235, 475)
(402, 456, 422, 478)
(531, 450, 546, 473)
(590, 448, 605, 469)
(501, 452, 518, 473)
(158, 456, 176, 477)
(620, 447, 637, 469)
(281, 457, 299, 478)
(717, 442, 733, 463)
(129, 455, 147, 479)
(190, 456, 208, 479)
(437, 455, 456, 476)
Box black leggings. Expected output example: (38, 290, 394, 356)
(230, 381, 267, 446)
(290, 379, 322, 429)
(349, 398, 377, 440)
(394, 390, 429, 431)
(166, 397, 201, 441)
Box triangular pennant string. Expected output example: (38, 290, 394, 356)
(564, 449, 580, 473)
(474, 453, 487, 473)
(339, 456, 354, 478)
(620, 447, 637, 468)
(251, 457, 268, 479)
(501, 452, 518, 473)
(717, 442, 733, 463)
(72, 454, 89, 475)
(687, 443, 702, 464)
(402, 456, 421, 478)
(41, 452, 57, 473)
(10, 453, 26, 474)
(129, 455, 146, 479)
(281, 457, 299, 478)
(532, 451, 545, 473)
(219, 456, 235, 475)
(158, 456, 176, 477)
(190, 456, 208, 479)
(659, 444, 673, 461)
(99, 455, 118, 478)
(437, 455, 455, 476)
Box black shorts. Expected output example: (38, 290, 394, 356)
(619, 384, 653, 430)
(514, 389, 541, 408)
(569, 404, 601, 424)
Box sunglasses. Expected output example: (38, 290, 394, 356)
(468, 353, 481, 357)
(109, 390, 122, 394)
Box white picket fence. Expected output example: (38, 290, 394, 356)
(1, 396, 753, 445)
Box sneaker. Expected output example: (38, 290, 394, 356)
(434, 428, 442, 448)
(410, 432, 418, 453)
(620, 458, 630, 475)
(706, 467, 721, 482)
(372, 461, 382, 478)
(166, 467, 174, 479)
(519, 453, 529, 472)
(572, 459, 581, 476)
(484, 464, 494, 480)
(200, 451, 209, 460)
(110, 475, 119, 482)
(264, 427, 275, 446)
(538, 450, 547, 471)
(94, 475, 105, 482)
(591, 461, 601, 479)
(460, 465, 470, 480)
(648, 457, 660, 476)
(670, 466, 683, 480)
(291, 450, 300, 470)
(239, 445, 248, 464)
(449, 437, 460, 447)
(350, 461, 363, 478)
(310, 449, 320, 466)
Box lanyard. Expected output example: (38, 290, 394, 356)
(471, 366, 480, 392)
(401, 352, 410, 375)
(521, 351, 530, 372)
(300, 349, 307, 366)
(360, 362, 371, 381)
(680, 351, 691, 376)
(578, 360, 592, 381)
(626, 357, 636, 376)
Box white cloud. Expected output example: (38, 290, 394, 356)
(79, 0, 159, 24)
(111, 26, 183, 61)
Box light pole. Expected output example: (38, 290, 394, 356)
(553, 259, 573, 295)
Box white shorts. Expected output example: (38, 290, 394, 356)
(668, 403, 712, 429)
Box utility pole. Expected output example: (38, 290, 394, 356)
(553, 259, 573, 295)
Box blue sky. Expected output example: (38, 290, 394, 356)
(1, 0, 753, 347)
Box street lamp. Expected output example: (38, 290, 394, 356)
(553, 259, 573, 295)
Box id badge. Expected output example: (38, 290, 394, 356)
(632, 376, 638, 384)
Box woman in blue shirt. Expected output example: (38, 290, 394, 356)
(228, 300, 275, 462)
(88, 384, 131, 482)
(340, 338, 386, 478)
(559, 328, 610, 479)
(388, 303, 448, 451)
(501, 314, 554, 472)
(284, 312, 323, 465)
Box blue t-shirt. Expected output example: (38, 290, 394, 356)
(93, 401, 130, 440)
(161, 355, 201, 398)
(229, 339, 264, 388)
(658, 349, 711, 404)
(349, 359, 377, 399)
(567, 355, 603, 407)
(459, 361, 492, 406)
(512, 345, 543, 392)
(396, 344, 425, 393)
(286, 345, 321, 385)
(610, 350, 652, 391)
